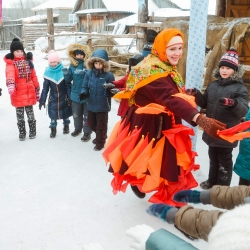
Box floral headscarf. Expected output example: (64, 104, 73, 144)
(113, 28, 185, 101)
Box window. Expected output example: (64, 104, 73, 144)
(69, 14, 77, 24)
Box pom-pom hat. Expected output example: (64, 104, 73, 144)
(218, 48, 239, 71)
(10, 38, 25, 54)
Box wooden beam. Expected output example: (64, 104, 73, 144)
(225, 0, 232, 17)
(47, 8, 54, 50)
(134, 22, 161, 28)
(46, 32, 138, 38)
(137, 0, 148, 52)
(216, 0, 226, 17)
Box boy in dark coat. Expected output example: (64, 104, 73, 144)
(186, 48, 249, 189)
(79, 49, 115, 151)
(39, 50, 72, 138)
(63, 43, 92, 141)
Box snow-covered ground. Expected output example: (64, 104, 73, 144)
(0, 49, 239, 250)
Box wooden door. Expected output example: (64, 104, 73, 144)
(226, 0, 250, 18)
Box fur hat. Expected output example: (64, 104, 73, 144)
(48, 50, 60, 63)
(10, 38, 25, 54)
(208, 204, 250, 250)
(218, 48, 239, 71)
(128, 54, 144, 70)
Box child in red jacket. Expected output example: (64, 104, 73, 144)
(4, 38, 40, 141)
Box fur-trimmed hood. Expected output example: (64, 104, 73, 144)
(86, 49, 110, 72)
(67, 43, 91, 67)
(213, 64, 245, 82)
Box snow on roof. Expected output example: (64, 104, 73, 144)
(32, 0, 77, 11)
(75, 0, 158, 15)
(75, 8, 108, 15)
(107, 8, 191, 27)
(22, 14, 59, 24)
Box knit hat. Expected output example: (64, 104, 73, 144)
(218, 48, 239, 71)
(167, 36, 183, 48)
(10, 38, 25, 54)
(208, 204, 250, 250)
(74, 49, 85, 56)
(48, 50, 60, 63)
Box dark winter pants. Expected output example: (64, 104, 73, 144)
(208, 146, 233, 186)
(50, 118, 70, 128)
(88, 111, 108, 147)
(71, 101, 91, 134)
(239, 177, 250, 186)
(16, 106, 36, 136)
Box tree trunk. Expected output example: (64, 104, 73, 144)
(137, 0, 148, 52)
(216, 0, 226, 17)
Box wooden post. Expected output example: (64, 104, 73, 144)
(87, 14, 92, 48)
(137, 0, 148, 52)
(47, 8, 54, 50)
(216, 0, 226, 17)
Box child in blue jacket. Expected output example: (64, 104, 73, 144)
(39, 50, 72, 138)
(79, 49, 115, 151)
(63, 43, 92, 142)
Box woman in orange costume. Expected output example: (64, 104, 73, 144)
(103, 28, 226, 205)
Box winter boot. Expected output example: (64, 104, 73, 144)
(130, 185, 146, 199)
(81, 133, 91, 142)
(93, 144, 104, 151)
(17, 121, 26, 141)
(50, 127, 57, 138)
(71, 129, 81, 137)
(28, 120, 36, 139)
(63, 125, 69, 134)
(92, 138, 97, 144)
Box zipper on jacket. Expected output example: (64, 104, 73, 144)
(56, 85, 60, 119)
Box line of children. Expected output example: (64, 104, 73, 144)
(63, 43, 92, 142)
(186, 48, 249, 190)
(4, 38, 40, 141)
(79, 48, 115, 151)
(39, 50, 72, 138)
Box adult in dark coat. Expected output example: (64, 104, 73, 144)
(102, 28, 226, 205)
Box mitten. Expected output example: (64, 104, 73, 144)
(0, 88, 2, 96)
(103, 83, 115, 89)
(185, 88, 198, 96)
(146, 204, 178, 224)
(173, 190, 201, 203)
(39, 103, 45, 110)
(62, 68, 69, 75)
(219, 97, 238, 107)
(7, 84, 15, 95)
(126, 224, 155, 250)
(110, 88, 120, 95)
(196, 114, 226, 139)
(79, 92, 88, 101)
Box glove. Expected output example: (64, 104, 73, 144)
(173, 190, 201, 203)
(110, 88, 120, 95)
(39, 103, 45, 110)
(219, 97, 237, 107)
(146, 204, 178, 223)
(196, 114, 226, 139)
(82, 243, 105, 250)
(7, 84, 15, 95)
(74, 69, 86, 75)
(104, 89, 113, 97)
(103, 83, 115, 89)
(185, 88, 198, 96)
(62, 68, 69, 75)
(0, 88, 2, 96)
(79, 92, 88, 101)
(126, 224, 155, 250)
